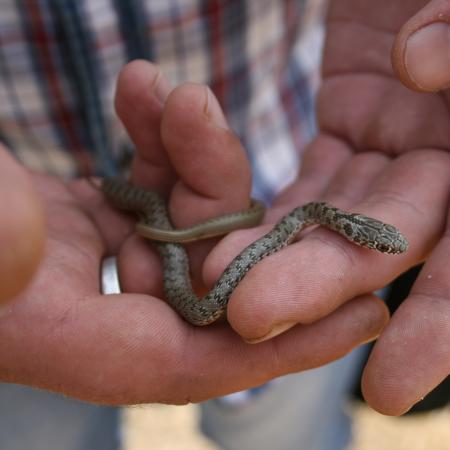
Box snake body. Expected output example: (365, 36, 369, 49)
(101, 178, 408, 326)
(136, 199, 265, 243)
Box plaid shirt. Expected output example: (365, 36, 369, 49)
(0, 0, 324, 201)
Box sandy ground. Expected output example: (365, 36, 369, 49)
(122, 402, 450, 450)
(122, 403, 219, 450)
(347, 404, 450, 450)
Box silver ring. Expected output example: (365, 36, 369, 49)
(101, 256, 122, 295)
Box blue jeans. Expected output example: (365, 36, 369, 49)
(0, 383, 120, 450)
(200, 346, 368, 450)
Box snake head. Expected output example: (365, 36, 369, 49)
(347, 215, 409, 254)
(373, 229, 409, 254)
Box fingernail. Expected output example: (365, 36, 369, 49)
(203, 86, 229, 129)
(405, 22, 450, 91)
(244, 321, 297, 344)
(151, 69, 171, 102)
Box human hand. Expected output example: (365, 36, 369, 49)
(0, 146, 44, 303)
(0, 60, 388, 405)
(203, 0, 450, 415)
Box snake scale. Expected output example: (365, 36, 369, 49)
(100, 178, 408, 326)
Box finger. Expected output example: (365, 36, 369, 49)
(0, 146, 45, 302)
(161, 83, 252, 227)
(207, 148, 450, 341)
(362, 217, 450, 415)
(0, 290, 388, 405)
(115, 60, 175, 194)
(392, 0, 450, 92)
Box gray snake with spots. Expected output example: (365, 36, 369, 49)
(100, 177, 408, 326)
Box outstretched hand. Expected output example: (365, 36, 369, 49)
(205, 0, 450, 415)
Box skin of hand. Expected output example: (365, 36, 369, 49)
(203, 0, 450, 416)
(0, 60, 388, 405)
(0, 148, 45, 303)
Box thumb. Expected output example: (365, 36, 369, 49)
(0, 145, 45, 303)
(392, 0, 450, 92)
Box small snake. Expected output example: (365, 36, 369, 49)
(100, 177, 409, 326)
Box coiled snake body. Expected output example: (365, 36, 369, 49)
(101, 178, 408, 326)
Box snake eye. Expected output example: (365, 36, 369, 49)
(376, 243, 391, 253)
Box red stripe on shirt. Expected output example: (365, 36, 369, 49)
(24, 0, 92, 175)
